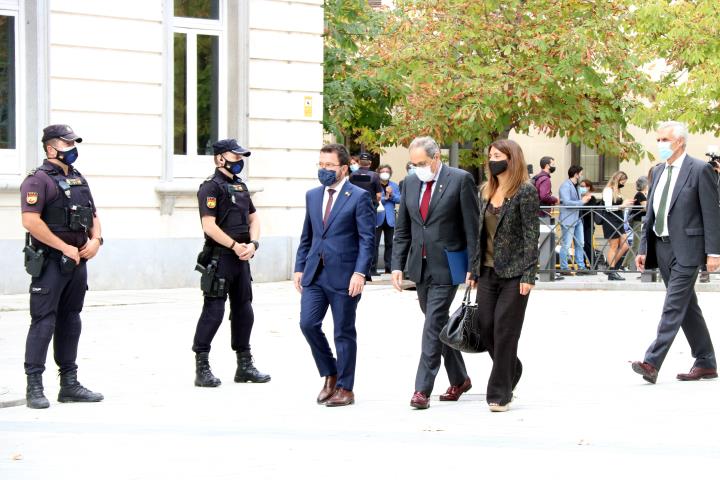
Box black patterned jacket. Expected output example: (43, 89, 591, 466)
(471, 182, 540, 284)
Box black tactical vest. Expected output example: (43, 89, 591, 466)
(205, 174, 251, 245)
(35, 164, 94, 233)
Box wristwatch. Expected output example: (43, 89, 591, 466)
(250, 240, 259, 250)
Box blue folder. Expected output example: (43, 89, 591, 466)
(444, 249, 469, 285)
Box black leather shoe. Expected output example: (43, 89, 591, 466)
(234, 351, 271, 383)
(608, 272, 625, 281)
(195, 352, 221, 387)
(58, 371, 104, 403)
(26, 374, 50, 409)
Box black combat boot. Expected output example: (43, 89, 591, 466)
(57, 371, 104, 403)
(195, 352, 221, 387)
(26, 374, 50, 409)
(234, 351, 271, 383)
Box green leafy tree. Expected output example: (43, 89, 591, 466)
(323, 0, 397, 149)
(368, 0, 654, 165)
(634, 0, 720, 135)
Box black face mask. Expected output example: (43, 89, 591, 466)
(549, 166, 556, 174)
(489, 160, 509, 177)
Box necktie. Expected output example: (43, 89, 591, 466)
(655, 166, 673, 236)
(420, 181, 434, 221)
(420, 181, 434, 257)
(323, 189, 336, 225)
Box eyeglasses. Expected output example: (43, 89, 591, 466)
(317, 162, 341, 169)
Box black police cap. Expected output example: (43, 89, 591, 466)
(212, 139, 251, 156)
(41, 124, 83, 143)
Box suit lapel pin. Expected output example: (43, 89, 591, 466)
(344, 191, 350, 197)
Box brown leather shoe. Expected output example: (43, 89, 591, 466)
(439, 378, 472, 401)
(410, 391, 430, 409)
(325, 388, 354, 407)
(316, 375, 337, 404)
(676, 367, 718, 381)
(631, 361, 658, 384)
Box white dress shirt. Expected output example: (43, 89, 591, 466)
(418, 163, 443, 206)
(322, 177, 348, 218)
(652, 152, 686, 237)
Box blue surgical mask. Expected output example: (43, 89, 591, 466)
(407, 166, 416, 175)
(578, 186, 588, 195)
(350, 164, 360, 172)
(318, 168, 338, 187)
(657, 141, 673, 162)
(223, 157, 244, 175)
(56, 147, 78, 165)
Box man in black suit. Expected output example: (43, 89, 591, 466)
(633, 121, 720, 383)
(391, 136, 480, 409)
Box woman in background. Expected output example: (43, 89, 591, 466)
(602, 171, 634, 280)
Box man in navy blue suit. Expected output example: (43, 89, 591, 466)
(294, 143, 376, 407)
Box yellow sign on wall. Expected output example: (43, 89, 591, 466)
(304, 96, 313, 117)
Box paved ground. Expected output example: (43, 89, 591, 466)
(1, 279, 719, 479)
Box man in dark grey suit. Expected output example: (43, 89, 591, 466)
(391, 136, 480, 409)
(633, 121, 720, 384)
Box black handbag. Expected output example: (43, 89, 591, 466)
(439, 286, 485, 353)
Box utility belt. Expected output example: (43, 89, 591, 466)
(194, 242, 231, 298)
(42, 205, 94, 232)
(23, 235, 78, 277)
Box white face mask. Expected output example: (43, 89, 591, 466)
(379, 172, 391, 181)
(415, 165, 435, 182)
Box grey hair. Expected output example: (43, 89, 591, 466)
(657, 121, 688, 145)
(408, 136, 441, 159)
(636, 175, 648, 192)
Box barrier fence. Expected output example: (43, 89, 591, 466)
(536, 205, 671, 282)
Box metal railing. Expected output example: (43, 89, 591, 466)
(536, 205, 661, 282)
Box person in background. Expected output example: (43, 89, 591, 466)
(372, 164, 401, 276)
(579, 179, 600, 270)
(398, 161, 415, 193)
(602, 171, 634, 280)
(625, 176, 649, 270)
(700, 159, 720, 283)
(470, 139, 539, 412)
(349, 152, 383, 207)
(558, 165, 592, 274)
(532, 156, 559, 217)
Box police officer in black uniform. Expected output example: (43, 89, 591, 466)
(192, 139, 270, 387)
(19, 124, 104, 409)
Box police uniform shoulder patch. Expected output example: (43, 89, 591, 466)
(26, 192, 39, 205)
(206, 196, 217, 209)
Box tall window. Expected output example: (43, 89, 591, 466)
(0, 13, 16, 151)
(571, 144, 619, 185)
(173, 1, 223, 157)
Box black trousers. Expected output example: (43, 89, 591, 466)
(644, 240, 716, 370)
(373, 221, 394, 273)
(25, 256, 88, 376)
(475, 267, 528, 406)
(414, 261, 468, 394)
(193, 254, 254, 354)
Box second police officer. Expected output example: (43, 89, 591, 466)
(192, 139, 270, 387)
(20, 124, 104, 409)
